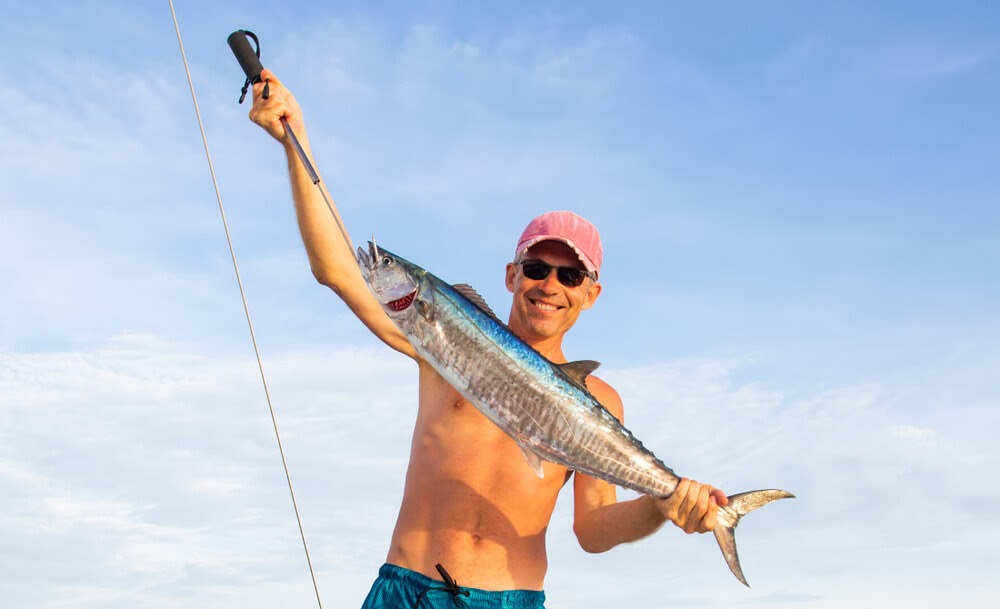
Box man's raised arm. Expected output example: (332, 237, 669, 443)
(248, 68, 416, 359)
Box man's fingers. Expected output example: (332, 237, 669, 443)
(704, 495, 719, 530)
(682, 482, 706, 533)
(675, 479, 694, 519)
(678, 479, 702, 533)
(260, 68, 282, 87)
(663, 479, 727, 534)
(251, 69, 286, 104)
(712, 487, 728, 506)
(696, 483, 710, 515)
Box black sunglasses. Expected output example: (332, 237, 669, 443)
(518, 259, 596, 288)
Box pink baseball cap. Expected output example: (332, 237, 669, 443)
(515, 210, 603, 277)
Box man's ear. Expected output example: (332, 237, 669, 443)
(505, 263, 517, 293)
(580, 280, 602, 310)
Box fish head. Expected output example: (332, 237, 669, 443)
(357, 239, 423, 315)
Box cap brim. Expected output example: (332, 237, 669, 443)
(516, 235, 599, 275)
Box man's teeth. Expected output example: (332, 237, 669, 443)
(533, 301, 559, 311)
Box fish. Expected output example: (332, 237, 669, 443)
(357, 240, 793, 586)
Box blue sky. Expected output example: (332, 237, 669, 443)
(2, 1, 998, 607)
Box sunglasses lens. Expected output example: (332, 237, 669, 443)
(520, 260, 588, 287)
(521, 261, 551, 280)
(557, 267, 586, 287)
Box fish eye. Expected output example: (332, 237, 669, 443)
(381, 256, 393, 266)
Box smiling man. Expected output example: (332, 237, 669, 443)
(249, 68, 726, 609)
(506, 216, 602, 351)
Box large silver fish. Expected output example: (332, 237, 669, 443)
(358, 240, 793, 586)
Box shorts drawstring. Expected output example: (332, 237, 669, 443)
(415, 564, 471, 608)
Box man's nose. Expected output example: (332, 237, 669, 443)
(539, 269, 562, 293)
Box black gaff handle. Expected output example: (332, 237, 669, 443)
(227, 30, 266, 103)
(228, 30, 263, 83)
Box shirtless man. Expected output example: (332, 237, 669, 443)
(249, 68, 727, 608)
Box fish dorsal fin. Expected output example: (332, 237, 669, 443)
(559, 360, 601, 388)
(453, 283, 500, 321)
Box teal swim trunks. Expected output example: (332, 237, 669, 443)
(360, 563, 546, 609)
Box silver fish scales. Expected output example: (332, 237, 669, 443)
(358, 241, 793, 586)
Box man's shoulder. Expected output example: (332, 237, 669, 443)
(585, 374, 624, 418)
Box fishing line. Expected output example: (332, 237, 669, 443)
(167, 3, 324, 608)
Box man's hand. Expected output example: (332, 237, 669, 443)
(248, 68, 306, 144)
(656, 478, 728, 534)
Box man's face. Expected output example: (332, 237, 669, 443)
(505, 240, 602, 343)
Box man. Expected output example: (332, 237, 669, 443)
(249, 68, 726, 608)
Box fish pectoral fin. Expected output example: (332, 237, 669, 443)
(558, 360, 601, 389)
(515, 440, 546, 479)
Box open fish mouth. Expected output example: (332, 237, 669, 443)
(386, 290, 417, 312)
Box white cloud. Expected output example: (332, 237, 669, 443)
(890, 424, 937, 442)
(3, 320, 999, 608)
(0, 334, 414, 608)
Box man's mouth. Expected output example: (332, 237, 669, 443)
(387, 291, 417, 311)
(530, 298, 562, 312)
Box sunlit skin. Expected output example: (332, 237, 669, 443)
(249, 68, 727, 591)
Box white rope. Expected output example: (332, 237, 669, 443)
(167, 3, 324, 607)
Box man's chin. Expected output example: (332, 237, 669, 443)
(523, 316, 569, 339)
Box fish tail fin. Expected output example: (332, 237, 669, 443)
(712, 489, 795, 587)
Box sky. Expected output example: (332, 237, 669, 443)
(1, 1, 998, 607)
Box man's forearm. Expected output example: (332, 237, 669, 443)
(574, 494, 668, 553)
(282, 135, 357, 290)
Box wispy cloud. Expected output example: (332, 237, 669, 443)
(3, 323, 998, 607)
(876, 35, 994, 81)
(0, 334, 414, 607)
